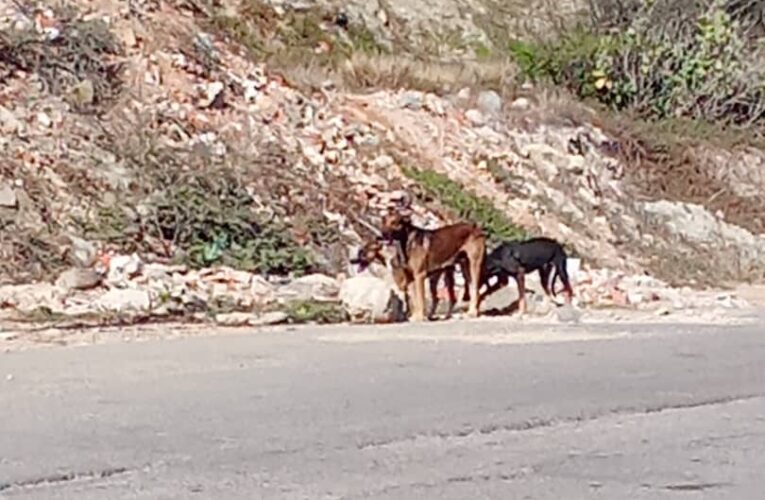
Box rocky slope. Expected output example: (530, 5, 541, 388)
(0, 0, 763, 325)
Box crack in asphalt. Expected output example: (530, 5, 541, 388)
(0, 466, 131, 493)
(356, 393, 765, 450)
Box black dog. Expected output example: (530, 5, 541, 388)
(478, 237, 574, 313)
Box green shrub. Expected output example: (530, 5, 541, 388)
(512, 0, 765, 130)
(401, 167, 527, 242)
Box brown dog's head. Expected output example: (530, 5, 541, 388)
(349, 240, 385, 272)
(380, 210, 411, 243)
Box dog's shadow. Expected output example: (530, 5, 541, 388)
(426, 299, 522, 321)
(481, 299, 521, 317)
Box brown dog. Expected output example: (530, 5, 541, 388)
(350, 239, 469, 320)
(380, 210, 486, 321)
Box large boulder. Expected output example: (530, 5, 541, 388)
(338, 273, 406, 323)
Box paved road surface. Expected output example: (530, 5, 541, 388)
(1, 317, 764, 499)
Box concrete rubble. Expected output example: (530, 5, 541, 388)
(0, 250, 750, 327)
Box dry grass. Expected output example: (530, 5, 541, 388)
(263, 43, 520, 95)
(340, 52, 517, 93)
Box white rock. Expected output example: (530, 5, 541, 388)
(55, 268, 103, 291)
(199, 81, 224, 107)
(106, 254, 144, 287)
(0, 283, 63, 313)
(476, 90, 502, 115)
(456, 87, 471, 101)
(36, 112, 52, 128)
(95, 289, 151, 312)
(424, 93, 446, 116)
(281, 274, 340, 301)
(339, 273, 405, 323)
(215, 312, 253, 326)
(465, 109, 485, 126)
(627, 291, 644, 306)
(0, 183, 17, 208)
(510, 97, 530, 110)
(251, 311, 288, 326)
(0, 105, 21, 134)
(67, 235, 98, 267)
(555, 303, 582, 323)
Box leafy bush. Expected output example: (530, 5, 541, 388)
(0, 4, 124, 114)
(401, 167, 527, 242)
(512, 0, 765, 130)
(79, 117, 318, 277)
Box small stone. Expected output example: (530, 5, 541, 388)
(250, 311, 288, 326)
(369, 154, 394, 169)
(627, 291, 644, 305)
(68, 235, 98, 268)
(95, 289, 151, 312)
(36, 112, 52, 128)
(199, 81, 225, 108)
(215, 312, 253, 326)
(5, 374, 12, 382)
(476, 90, 502, 115)
(424, 93, 446, 116)
(280, 274, 340, 301)
(115, 25, 137, 48)
(655, 307, 671, 316)
(68, 79, 95, 107)
(106, 254, 143, 286)
(510, 97, 530, 110)
(399, 91, 422, 110)
(465, 109, 485, 126)
(456, 87, 471, 101)
(0, 105, 21, 134)
(0, 183, 17, 208)
(555, 304, 582, 323)
(55, 268, 103, 291)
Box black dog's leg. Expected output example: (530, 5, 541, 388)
(479, 272, 509, 302)
(539, 264, 553, 299)
(553, 255, 574, 304)
(515, 268, 527, 314)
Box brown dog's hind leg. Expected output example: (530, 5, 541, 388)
(443, 267, 457, 319)
(427, 271, 441, 320)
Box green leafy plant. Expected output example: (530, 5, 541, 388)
(401, 166, 527, 242)
(512, 0, 765, 130)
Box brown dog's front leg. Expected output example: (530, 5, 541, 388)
(467, 252, 484, 318)
(411, 271, 428, 322)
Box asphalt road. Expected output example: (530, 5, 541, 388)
(1, 317, 765, 499)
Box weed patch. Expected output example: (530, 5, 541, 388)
(285, 300, 346, 324)
(401, 166, 527, 242)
